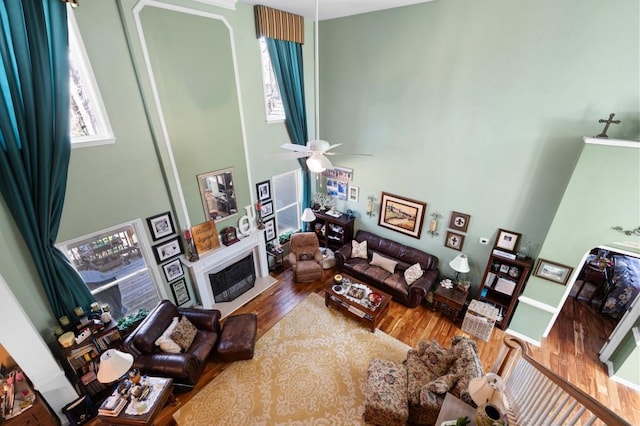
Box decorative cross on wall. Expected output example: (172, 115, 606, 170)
(595, 113, 620, 138)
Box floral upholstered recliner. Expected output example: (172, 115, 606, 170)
(364, 336, 484, 426)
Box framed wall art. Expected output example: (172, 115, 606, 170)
(162, 258, 184, 282)
(260, 200, 274, 217)
(378, 192, 426, 239)
(170, 279, 191, 306)
(449, 211, 471, 233)
(494, 228, 521, 252)
(322, 165, 353, 182)
(264, 217, 276, 242)
(146, 211, 175, 241)
(191, 220, 220, 255)
(348, 185, 359, 202)
(256, 180, 271, 202)
(153, 237, 183, 264)
(534, 258, 574, 285)
(445, 231, 465, 251)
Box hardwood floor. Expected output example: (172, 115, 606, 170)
(145, 268, 638, 425)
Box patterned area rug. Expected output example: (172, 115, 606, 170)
(173, 293, 410, 425)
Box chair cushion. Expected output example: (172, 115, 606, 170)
(404, 262, 424, 285)
(371, 252, 398, 273)
(426, 373, 459, 394)
(155, 316, 181, 353)
(298, 252, 314, 261)
(419, 340, 456, 377)
(171, 316, 198, 351)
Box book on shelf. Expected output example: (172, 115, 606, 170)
(492, 249, 516, 260)
(98, 395, 127, 416)
(484, 272, 497, 288)
(494, 277, 516, 295)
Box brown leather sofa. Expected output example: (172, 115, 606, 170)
(335, 230, 439, 307)
(121, 300, 221, 387)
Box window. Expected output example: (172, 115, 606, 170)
(272, 169, 301, 235)
(258, 37, 285, 122)
(67, 9, 115, 147)
(57, 220, 161, 321)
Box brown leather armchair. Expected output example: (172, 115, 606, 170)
(288, 232, 323, 282)
(121, 300, 221, 388)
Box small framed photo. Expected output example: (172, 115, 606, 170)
(256, 180, 271, 202)
(146, 211, 175, 241)
(261, 200, 274, 217)
(170, 279, 191, 306)
(153, 237, 183, 264)
(494, 228, 521, 252)
(348, 185, 359, 202)
(445, 231, 465, 251)
(264, 217, 276, 242)
(534, 259, 574, 285)
(162, 258, 184, 282)
(449, 211, 470, 233)
(499, 264, 510, 273)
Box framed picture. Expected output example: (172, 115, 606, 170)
(146, 211, 175, 241)
(152, 237, 183, 264)
(494, 228, 521, 252)
(449, 211, 471, 233)
(534, 258, 574, 285)
(445, 231, 465, 251)
(261, 200, 274, 217)
(256, 180, 271, 202)
(322, 165, 353, 182)
(378, 192, 427, 239)
(170, 279, 191, 306)
(264, 217, 276, 241)
(348, 185, 359, 202)
(162, 258, 184, 282)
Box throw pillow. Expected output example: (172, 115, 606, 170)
(426, 373, 459, 394)
(298, 253, 314, 261)
(370, 252, 398, 274)
(171, 316, 198, 352)
(404, 262, 424, 285)
(351, 240, 368, 259)
(154, 317, 181, 354)
(420, 340, 456, 377)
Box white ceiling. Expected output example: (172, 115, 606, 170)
(238, 0, 435, 21)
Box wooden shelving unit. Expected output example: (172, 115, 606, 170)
(476, 251, 533, 329)
(311, 210, 354, 251)
(55, 321, 122, 399)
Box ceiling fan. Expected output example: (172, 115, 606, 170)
(279, 0, 368, 173)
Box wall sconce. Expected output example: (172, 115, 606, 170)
(366, 195, 377, 218)
(427, 212, 442, 237)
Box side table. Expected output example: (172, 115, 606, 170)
(266, 247, 286, 273)
(435, 393, 477, 425)
(432, 284, 468, 322)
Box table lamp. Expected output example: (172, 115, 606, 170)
(449, 253, 470, 281)
(97, 349, 134, 384)
(468, 373, 507, 426)
(300, 208, 316, 232)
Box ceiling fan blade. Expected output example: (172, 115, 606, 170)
(324, 143, 342, 152)
(331, 152, 373, 157)
(272, 151, 310, 160)
(281, 143, 311, 153)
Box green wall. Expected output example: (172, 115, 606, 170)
(317, 0, 639, 289)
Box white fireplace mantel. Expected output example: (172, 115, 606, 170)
(182, 230, 277, 317)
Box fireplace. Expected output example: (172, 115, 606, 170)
(183, 230, 277, 317)
(210, 254, 255, 303)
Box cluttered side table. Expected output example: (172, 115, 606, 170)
(435, 393, 477, 426)
(432, 279, 469, 322)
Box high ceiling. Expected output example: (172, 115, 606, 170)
(238, 0, 435, 21)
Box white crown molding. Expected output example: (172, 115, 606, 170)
(193, 0, 237, 10)
(584, 136, 640, 148)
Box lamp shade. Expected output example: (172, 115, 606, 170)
(301, 207, 317, 222)
(449, 253, 470, 274)
(469, 373, 505, 410)
(97, 349, 133, 383)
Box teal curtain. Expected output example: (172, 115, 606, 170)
(265, 38, 311, 210)
(0, 0, 94, 319)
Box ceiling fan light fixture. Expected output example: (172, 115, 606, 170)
(306, 153, 326, 173)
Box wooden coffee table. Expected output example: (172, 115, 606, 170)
(96, 377, 173, 425)
(324, 279, 391, 332)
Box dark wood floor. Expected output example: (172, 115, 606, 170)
(140, 268, 639, 425)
